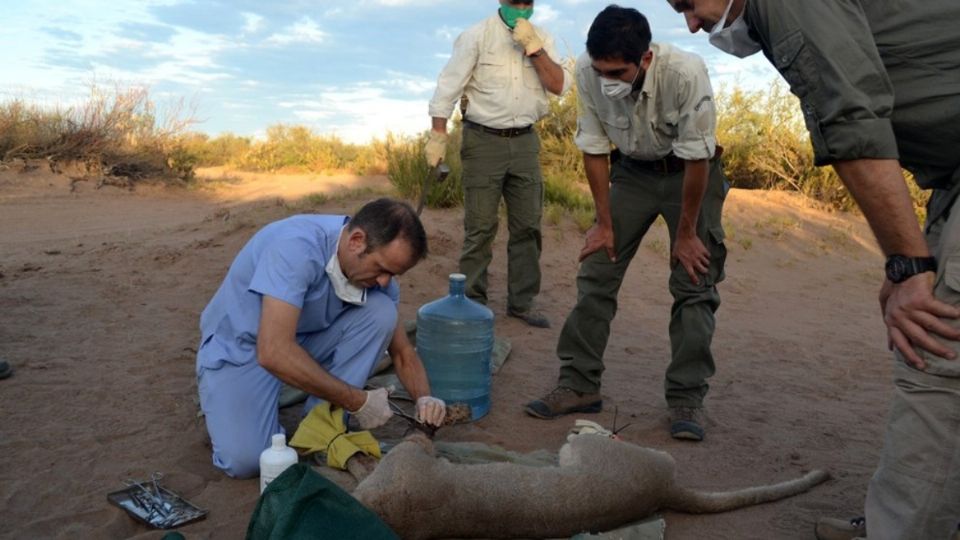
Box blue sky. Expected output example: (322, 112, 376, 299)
(1, 0, 779, 143)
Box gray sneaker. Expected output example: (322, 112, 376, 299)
(524, 386, 602, 419)
(814, 517, 865, 540)
(669, 406, 705, 441)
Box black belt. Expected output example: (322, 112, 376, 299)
(464, 119, 533, 138)
(613, 146, 724, 175)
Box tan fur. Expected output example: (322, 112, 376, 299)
(354, 433, 829, 539)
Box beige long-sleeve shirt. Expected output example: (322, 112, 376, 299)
(575, 42, 717, 161)
(428, 14, 572, 129)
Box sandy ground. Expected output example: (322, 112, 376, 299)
(0, 162, 892, 539)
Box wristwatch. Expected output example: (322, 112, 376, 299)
(885, 255, 937, 283)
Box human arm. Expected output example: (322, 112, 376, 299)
(513, 19, 568, 96)
(257, 296, 368, 412)
(833, 159, 960, 368)
(387, 321, 445, 426)
(672, 159, 711, 284)
(580, 152, 616, 263)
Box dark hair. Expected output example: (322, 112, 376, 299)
(349, 198, 428, 263)
(586, 5, 652, 65)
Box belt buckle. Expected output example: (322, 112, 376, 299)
(658, 158, 668, 174)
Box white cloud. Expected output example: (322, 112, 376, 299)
(280, 83, 427, 143)
(265, 17, 327, 46)
(434, 25, 462, 42)
(241, 12, 265, 34)
(532, 5, 561, 25)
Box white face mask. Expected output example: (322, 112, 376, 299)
(708, 0, 762, 58)
(600, 65, 641, 100)
(325, 229, 367, 305)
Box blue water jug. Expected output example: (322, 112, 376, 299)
(417, 273, 494, 421)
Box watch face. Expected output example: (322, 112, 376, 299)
(886, 256, 907, 282)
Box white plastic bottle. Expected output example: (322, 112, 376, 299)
(259, 433, 298, 494)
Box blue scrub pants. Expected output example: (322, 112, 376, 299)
(197, 291, 397, 478)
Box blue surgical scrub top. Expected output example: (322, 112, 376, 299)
(197, 214, 400, 371)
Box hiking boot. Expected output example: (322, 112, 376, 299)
(524, 386, 602, 419)
(814, 517, 865, 540)
(507, 308, 551, 329)
(669, 406, 705, 441)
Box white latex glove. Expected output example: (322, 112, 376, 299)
(351, 388, 392, 430)
(424, 130, 448, 168)
(512, 19, 544, 57)
(416, 396, 446, 426)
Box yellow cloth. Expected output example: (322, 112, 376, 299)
(289, 402, 381, 470)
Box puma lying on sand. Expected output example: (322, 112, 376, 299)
(354, 432, 829, 539)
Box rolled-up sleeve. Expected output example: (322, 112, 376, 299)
(428, 28, 481, 119)
(542, 32, 573, 96)
(671, 58, 717, 161)
(747, 0, 899, 164)
(574, 58, 612, 155)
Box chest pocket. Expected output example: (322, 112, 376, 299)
(773, 30, 819, 99)
(522, 57, 542, 91)
(475, 48, 509, 91)
(599, 113, 637, 155)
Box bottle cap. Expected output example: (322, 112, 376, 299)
(271, 433, 286, 448)
(450, 273, 466, 281)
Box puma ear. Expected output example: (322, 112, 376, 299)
(558, 442, 577, 467)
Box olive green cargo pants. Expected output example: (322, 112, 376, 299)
(458, 126, 544, 313)
(556, 157, 728, 408)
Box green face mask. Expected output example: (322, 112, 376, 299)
(499, 4, 534, 29)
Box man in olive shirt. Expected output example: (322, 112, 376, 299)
(667, 0, 960, 538)
(524, 6, 728, 442)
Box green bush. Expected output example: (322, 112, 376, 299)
(385, 129, 463, 210)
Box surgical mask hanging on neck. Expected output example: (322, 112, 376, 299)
(499, 4, 534, 29)
(600, 66, 641, 100)
(708, 0, 762, 58)
(325, 232, 367, 305)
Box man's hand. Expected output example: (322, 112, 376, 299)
(350, 388, 393, 430)
(580, 223, 616, 263)
(672, 233, 710, 285)
(883, 272, 960, 369)
(424, 130, 448, 167)
(512, 19, 543, 56)
(415, 396, 446, 426)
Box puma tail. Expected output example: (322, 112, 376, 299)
(665, 470, 830, 514)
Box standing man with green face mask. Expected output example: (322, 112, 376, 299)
(426, 0, 571, 328)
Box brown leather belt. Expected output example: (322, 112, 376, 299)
(464, 119, 533, 138)
(614, 146, 724, 175)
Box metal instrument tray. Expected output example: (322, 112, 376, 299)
(107, 482, 207, 529)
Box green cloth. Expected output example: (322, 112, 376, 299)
(246, 463, 398, 540)
(557, 158, 727, 408)
(459, 126, 544, 312)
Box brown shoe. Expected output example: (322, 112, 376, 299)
(669, 406, 705, 441)
(507, 308, 551, 328)
(814, 517, 866, 540)
(524, 386, 602, 419)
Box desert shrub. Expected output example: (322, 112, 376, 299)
(0, 84, 196, 182)
(386, 128, 463, 210)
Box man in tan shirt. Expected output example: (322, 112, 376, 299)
(425, 0, 571, 328)
(524, 5, 728, 441)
